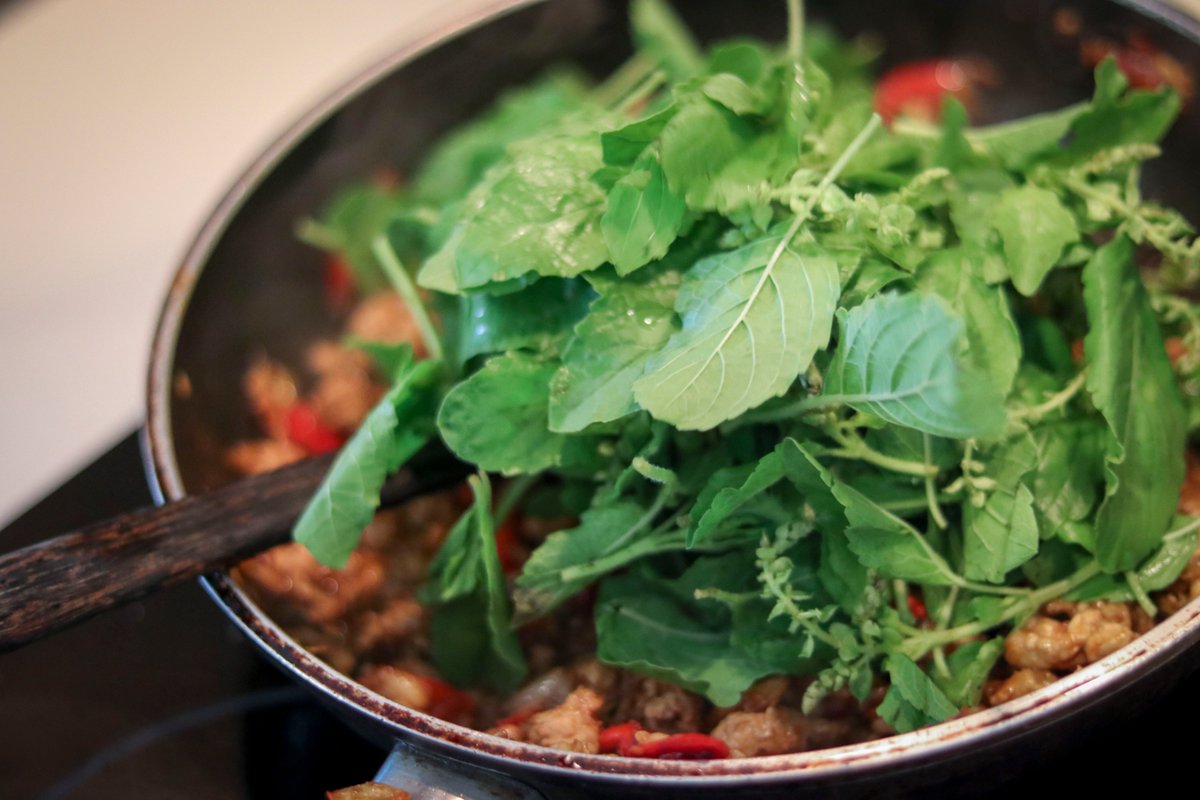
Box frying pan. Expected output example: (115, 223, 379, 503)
(142, 1, 1200, 797)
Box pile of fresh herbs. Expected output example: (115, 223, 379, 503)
(291, 0, 1200, 734)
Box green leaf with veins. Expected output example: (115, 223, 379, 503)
(427, 133, 610, 292)
(991, 185, 1079, 296)
(412, 72, 592, 206)
(438, 351, 586, 475)
(294, 352, 440, 567)
(659, 98, 760, 211)
(427, 475, 527, 692)
(1027, 421, 1105, 542)
(917, 248, 1021, 396)
(878, 653, 960, 733)
(1083, 235, 1187, 571)
(602, 153, 687, 275)
(549, 266, 680, 432)
(963, 433, 1041, 583)
(457, 277, 595, 363)
(934, 638, 1005, 708)
(634, 236, 839, 430)
(514, 500, 661, 620)
(688, 449, 786, 546)
(1053, 58, 1180, 166)
(821, 292, 1006, 439)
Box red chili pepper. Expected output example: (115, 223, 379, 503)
(1080, 34, 1193, 99)
(285, 403, 346, 455)
(598, 721, 643, 754)
(494, 517, 522, 574)
(323, 253, 356, 312)
(622, 732, 730, 760)
(907, 593, 928, 621)
(416, 675, 476, 722)
(874, 59, 971, 124)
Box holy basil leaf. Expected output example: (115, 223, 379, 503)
(595, 565, 809, 707)
(972, 102, 1088, 170)
(548, 267, 680, 432)
(1134, 522, 1198, 592)
(634, 236, 839, 430)
(935, 638, 1005, 708)
(428, 133, 609, 291)
(438, 352, 580, 474)
(294, 353, 440, 567)
(513, 500, 670, 620)
(963, 434, 1041, 583)
(456, 277, 595, 364)
(659, 97, 759, 211)
(688, 450, 786, 546)
(878, 653, 959, 733)
(917, 248, 1021, 397)
(822, 292, 1006, 439)
(1052, 58, 1180, 166)
(412, 72, 592, 206)
(845, 527, 957, 586)
(602, 106, 677, 167)
(990, 185, 1079, 296)
(964, 483, 1039, 584)
(1027, 421, 1105, 542)
(602, 154, 686, 275)
(428, 475, 527, 692)
(1082, 235, 1187, 571)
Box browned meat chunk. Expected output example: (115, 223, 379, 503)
(1004, 616, 1083, 670)
(711, 707, 808, 757)
(986, 669, 1057, 706)
(525, 687, 604, 753)
(347, 292, 426, 354)
(243, 357, 297, 438)
(358, 665, 430, 711)
(354, 597, 425, 657)
(615, 674, 705, 734)
(237, 543, 385, 625)
(1067, 602, 1137, 662)
(225, 438, 306, 476)
(327, 782, 410, 800)
(307, 341, 384, 431)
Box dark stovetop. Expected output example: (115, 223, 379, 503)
(1, 430, 1197, 799)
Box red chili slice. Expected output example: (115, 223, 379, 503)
(907, 593, 928, 621)
(599, 721, 643, 754)
(622, 733, 730, 760)
(323, 253, 356, 312)
(285, 403, 346, 455)
(874, 59, 970, 124)
(494, 517, 522, 574)
(416, 675, 476, 722)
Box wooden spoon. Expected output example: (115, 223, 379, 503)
(0, 455, 465, 653)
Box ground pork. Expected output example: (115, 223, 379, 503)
(986, 669, 1058, 706)
(237, 543, 385, 625)
(524, 687, 604, 753)
(711, 707, 808, 757)
(347, 291, 426, 354)
(614, 674, 705, 734)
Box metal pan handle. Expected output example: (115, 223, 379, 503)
(374, 740, 548, 800)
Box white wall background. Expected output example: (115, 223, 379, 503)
(0, 0, 498, 526)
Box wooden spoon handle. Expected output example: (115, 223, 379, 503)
(0, 456, 461, 653)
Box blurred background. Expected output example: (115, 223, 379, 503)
(0, 0, 499, 527)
